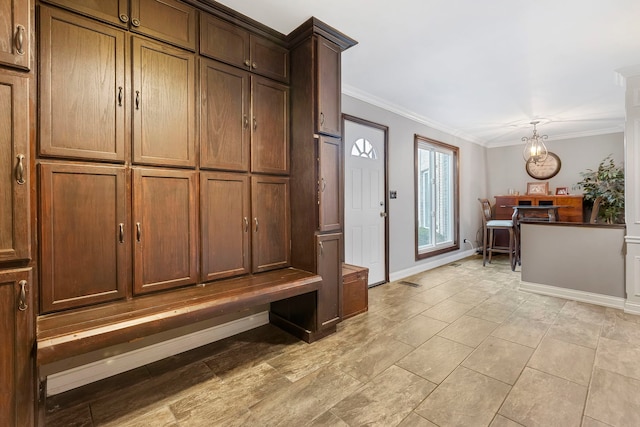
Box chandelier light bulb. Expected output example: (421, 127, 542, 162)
(522, 121, 548, 164)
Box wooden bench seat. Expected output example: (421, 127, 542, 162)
(36, 268, 321, 366)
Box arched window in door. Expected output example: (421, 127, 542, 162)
(351, 138, 378, 159)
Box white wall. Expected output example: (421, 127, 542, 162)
(342, 94, 487, 278)
(487, 133, 624, 198)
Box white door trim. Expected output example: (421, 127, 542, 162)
(342, 114, 389, 285)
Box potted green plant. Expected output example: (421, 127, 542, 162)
(576, 154, 625, 224)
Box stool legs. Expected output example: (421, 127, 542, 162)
(482, 226, 516, 271)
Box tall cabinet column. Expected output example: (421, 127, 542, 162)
(0, 0, 35, 424)
(270, 18, 356, 342)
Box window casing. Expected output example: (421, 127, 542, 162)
(415, 135, 459, 259)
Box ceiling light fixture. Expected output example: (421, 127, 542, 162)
(522, 120, 548, 164)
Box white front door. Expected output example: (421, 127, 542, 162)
(344, 117, 387, 285)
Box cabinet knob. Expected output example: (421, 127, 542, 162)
(136, 222, 142, 241)
(119, 223, 125, 243)
(319, 241, 324, 255)
(252, 62, 257, 69)
(18, 280, 28, 311)
(15, 25, 25, 55)
(135, 91, 140, 110)
(119, 14, 129, 23)
(131, 18, 141, 27)
(320, 112, 325, 125)
(243, 217, 248, 232)
(254, 218, 259, 232)
(118, 86, 123, 107)
(244, 59, 251, 67)
(15, 154, 26, 185)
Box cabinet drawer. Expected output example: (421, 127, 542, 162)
(0, 0, 31, 70)
(494, 196, 516, 219)
(251, 35, 289, 83)
(200, 12, 289, 83)
(42, 0, 197, 50)
(131, 0, 197, 51)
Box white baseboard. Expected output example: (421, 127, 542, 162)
(519, 281, 626, 309)
(624, 300, 640, 315)
(46, 311, 270, 396)
(389, 249, 477, 283)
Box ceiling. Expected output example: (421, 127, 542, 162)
(216, 0, 640, 147)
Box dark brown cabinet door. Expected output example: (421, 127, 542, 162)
(41, 0, 129, 28)
(200, 59, 250, 171)
(318, 136, 342, 232)
(316, 37, 341, 137)
(251, 176, 290, 273)
(39, 7, 127, 162)
(250, 35, 289, 83)
(0, 268, 34, 427)
(0, 74, 29, 263)
(39, 163, 129, 312)
(132, 36, 195, 168)
(130, 0, 196, 51)
(133, 168, 197, 294)
(199, 13, 289, 83)
(199, 12, 249, 70)
(0, 0, 30, 70)
(201, 172, 250, 281)
(251, 76, 289, 174)
(317, 233, 341, 329)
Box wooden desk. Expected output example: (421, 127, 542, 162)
(494, 195, 583, 222)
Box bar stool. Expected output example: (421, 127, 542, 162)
(478, 198, 517, 271)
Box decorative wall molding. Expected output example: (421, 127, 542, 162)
(388, 248, 477, 282)
(519, 281, 626, 310)
(46, 311, 269, 396)
(624, 300, 640, 315)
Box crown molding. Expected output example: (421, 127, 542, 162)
(343, 84, 624, 149)
(342, 84, 488, 146)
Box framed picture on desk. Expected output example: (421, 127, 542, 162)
(555, 187, 569, 195)
(526, 182, 549, 195)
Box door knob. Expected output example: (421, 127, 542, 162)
(380, 212, 388, 217)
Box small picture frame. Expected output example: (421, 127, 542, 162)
(526, 182, 549, 195)
(555, 187, 569, 195)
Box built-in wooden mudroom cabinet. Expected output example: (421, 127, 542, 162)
(0, 0, 35, 423)
(0, 0, 356, 424)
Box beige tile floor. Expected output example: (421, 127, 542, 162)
(45, 255, 640, 426)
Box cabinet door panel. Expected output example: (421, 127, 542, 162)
(251, 176, 290, 272)
(0, 268, 34, 427)
(251, 76, 289, 174)
(316, 37, 341, 137)
(199, 12, 249, 69)
(39, 163, 129, 312)
(250, 35, 289, 83)
(319, 136, 341, 232)
(201, 172, 250, 281)
(41, 0, 129, 28)
(200, 59, 249, 171)
(317, 233, 341, 328)
(132, 36, 195, 167)
(0, 75, 30, 262)
(39, 7, 127, 162)
(133, 168, 197, 294)
(131, 0, 196, 51)
(0, 0, 30, 69)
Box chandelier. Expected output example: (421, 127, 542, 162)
(522, 120, 548, 164)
